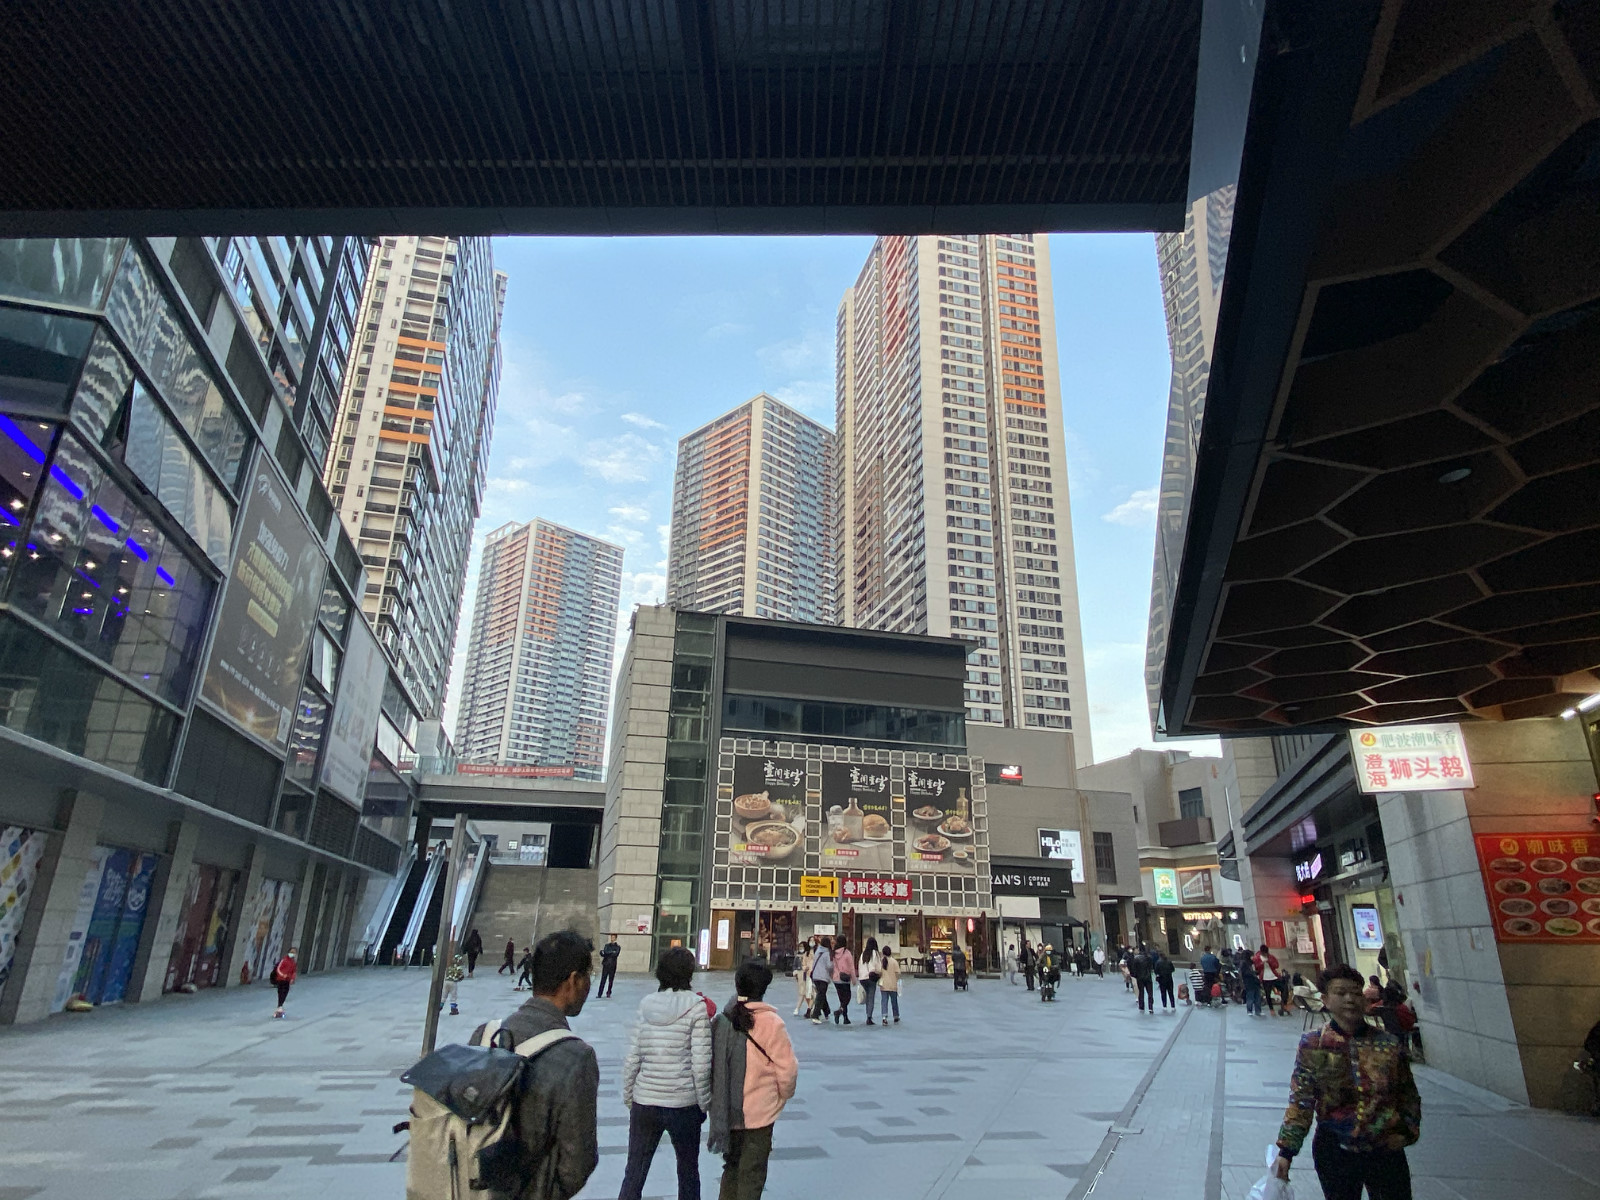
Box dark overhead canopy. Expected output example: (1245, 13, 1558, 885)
(1162, 0, 1600, 737)
(0, 0, 1202, 237)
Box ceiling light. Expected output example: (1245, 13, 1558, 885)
(1438, 467, 1472, 484)
(8, 500, 21, 510)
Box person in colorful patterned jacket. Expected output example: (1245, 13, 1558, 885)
(1272, 963, 1421, 1200)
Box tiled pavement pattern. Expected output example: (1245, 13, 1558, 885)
(0, 967, 1596, 1199)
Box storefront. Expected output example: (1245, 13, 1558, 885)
(1139, 864, 1246, 955)
(990, 858, 1077, 965)
(163, 863, 242, 993)
(1290, 820, 1401, 986)
(52, 845, 161, 1010)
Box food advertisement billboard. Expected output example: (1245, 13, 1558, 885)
(820, 760, 894, 871)
(729, 753, 808, 867)
(200, 461, 326, 748)
(904, 766, 978, 875)
(319, 618, 386, 805)
(1475, 831, 1600, 943)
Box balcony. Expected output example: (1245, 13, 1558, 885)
(1158, 815, 1213, 848)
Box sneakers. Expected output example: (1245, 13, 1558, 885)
(273, 1008, 284, 1019)
(449, 1005, 459, 1015)
(811, 1018, 822, 1025)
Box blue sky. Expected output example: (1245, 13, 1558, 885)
(442, 233, 1218, 764)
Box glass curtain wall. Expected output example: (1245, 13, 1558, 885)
(651, 610, 716, 965)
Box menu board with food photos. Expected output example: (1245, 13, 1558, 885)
(820, 760, 894, 871)
(729, 754, 809, 868)
(904, 766, 978, 874)
(1475, 832, 1600, 943)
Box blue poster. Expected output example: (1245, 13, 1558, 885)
(99, 852, 158, 1004)
(78, 848, 132, 1004)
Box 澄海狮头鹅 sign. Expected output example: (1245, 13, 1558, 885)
(1349, 724, 1474, 793)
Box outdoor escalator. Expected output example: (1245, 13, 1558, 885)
(408, 857, 449, 965)
(377, 852, 429, 965)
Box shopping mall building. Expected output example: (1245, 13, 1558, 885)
(597, 606, 1138, 975)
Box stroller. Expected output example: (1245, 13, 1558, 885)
(1039, 949, 1059, 1001)
(951, 948, 969, 991)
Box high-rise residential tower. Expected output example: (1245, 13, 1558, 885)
(323, 236, 507, 717)
(837, 234, 1093, 765)
(456, 519, 625, 780)
(666, 393, 837, 623)
(1144, 187, 1235, 732)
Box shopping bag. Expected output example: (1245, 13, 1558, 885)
(855, 983, 866, 1005)
(1247, 1145, 1294, 1200)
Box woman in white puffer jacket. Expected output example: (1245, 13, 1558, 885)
(620, 945, 713, 1200)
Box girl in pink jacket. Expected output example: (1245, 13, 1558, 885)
(709, 961, 799, 1200)
(830, 936, 856, 1025)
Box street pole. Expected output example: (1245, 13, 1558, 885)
(421, 812, 468, 1057)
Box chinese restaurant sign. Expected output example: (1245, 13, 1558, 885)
(839, 877, 913, 902)
(1475, 832, 1600, 943)
(1349, 724, 1474, 793)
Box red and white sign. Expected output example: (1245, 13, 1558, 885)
(1262, 919, 1287, 950)
(839, 877, 914, 902)
(1349, 724, 1474, 793)
(1475, 832, 1600, 943)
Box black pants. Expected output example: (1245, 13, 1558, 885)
(1136, 978, 1154, 1010)
(597, 961, 617, 997)
(1202, 971, 1219, 1003)
(1157, 977, 1175, 1007)
(810, 979, 831, 1019)
(619, 1104, 704, 1200)
(1312, 1131, 1412, 1200)
(275, 982, 290, 1007)
(498, 957, 513, 975)
(517, 965, 533, 988)
(834, 980, 852, 1021)
(466, 951, 479, 975)
(1023, 967, 1035, 991)
(719, 1124, 774, 1200)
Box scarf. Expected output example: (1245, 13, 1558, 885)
(707, 1003, 748, 1155)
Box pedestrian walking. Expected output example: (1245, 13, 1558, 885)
(596, 932, 621, 998)
(1271, 964, 1421, 1200)
(794, 941, 814, 1015)
(270, 947, 297, 1018)
(1153, 950, 1176, 1010)
(1200, 945, 1222, 1005)
(468, 929, 601, 1200)
(1241, 952, 1264, 1016)
(516, 946, 536, 991)
(1093, 945, 1106, 977)
(808, 936, 833, 1023)
(619, 946, 713, 1200)
(463, 928, 484, 977)
(878, 945, 901, 1024)
(1020, 940, 1036, 991)
(499, 937, 516, 975)
(858, 937, 881, 1024)
(1130, 944, 1155, 1013)
(442, 953, 465, 1015)
(709, 960, 799, 1200)
(1255, 944, 1287, 1015)
(831, 936, 856, 1025)
(1004, 943, 1018, 985)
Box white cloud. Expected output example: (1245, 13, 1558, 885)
(620, 412, 666, 430)
(705, 321, 751, 339)
(757, 329, 830, 372)
(608, 504, 650, 524)
(486, 477, 530, 494)
(584, 432, 663, 484)
(1102, 487, 1158, 526)
(770, 380, 835, 422)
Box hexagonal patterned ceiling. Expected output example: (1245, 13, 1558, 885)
(1163, 0, 1600, 736)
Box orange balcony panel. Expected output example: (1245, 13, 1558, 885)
(387, 380, 439, 397)
(398, 335, 447, 351)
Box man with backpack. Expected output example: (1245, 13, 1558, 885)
(470, 930, 600, 1200)
(1129, 945, 1154, 1013)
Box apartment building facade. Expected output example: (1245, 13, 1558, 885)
(666, 393, 836, 623)
(456, 519, 624, 780)
(837, 234, 1093, 764)
(323, 236, 506, 717)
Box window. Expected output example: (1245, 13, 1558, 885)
(1093, 831, 1116, 884)
(1178, 787, 1205, 820)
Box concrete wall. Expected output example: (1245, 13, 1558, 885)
(1221, 736, 1309, 957)
(1380, 717, 1600, 1109)
(471, 861, 598, 951)
(596, 605, 675, 973)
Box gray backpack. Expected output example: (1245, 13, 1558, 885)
(400, 1019, 577, 1200)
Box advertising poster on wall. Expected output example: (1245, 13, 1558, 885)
(246, 878, 296, 981)
(1038, 828, 1086, 885)
(904, 766, 978, 874)
(1351, 904, 1384, 951)
(1475, 831, 1600, 943)
(820, 760, 894, 872)
(1152, 868, 1180, 906)
(729, 753, 808, 867)
(1179, 868, 1215, 904)
(200, 461, 327, 748)
(0, 826, 45, 1006)
(320, 618, 386, 805)
(52, 846, 111, 1012)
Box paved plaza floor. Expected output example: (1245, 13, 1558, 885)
(1, 964, 1596, 1200)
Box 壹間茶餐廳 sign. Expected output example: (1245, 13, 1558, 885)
(1349, 723, 1475, 794)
